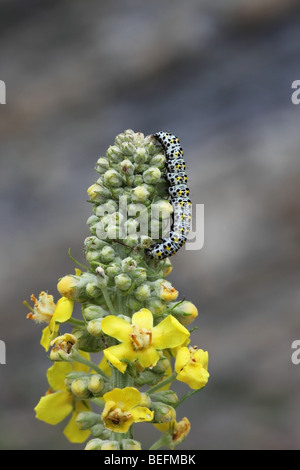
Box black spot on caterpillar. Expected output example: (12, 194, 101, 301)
(146, 131, 191, 260)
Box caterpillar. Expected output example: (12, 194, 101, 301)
(146, 131, 191, 260)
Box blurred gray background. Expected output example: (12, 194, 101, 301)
(1, 0, 300, 450)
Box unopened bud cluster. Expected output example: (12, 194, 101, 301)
(26, 130, 208, 450)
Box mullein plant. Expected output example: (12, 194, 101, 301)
(24, 129, 209, 450)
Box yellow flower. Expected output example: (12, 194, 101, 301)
(40, 297, 74, 351)
(162, 259, 173, 277)
(102, 387, 153, 433)
(25, 292, 56, 323)
(34, 354, 92, 443)
(159, 282, 178, 302)
(176, 301, 198, 326)
(101, 309, 190, 373)
(50, 333, 77, 361)
(87, 183, 100, 201)
(155, 418, 191, 447)
(175, 346, 209, 390)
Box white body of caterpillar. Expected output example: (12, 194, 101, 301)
(146, 131, 191, 260)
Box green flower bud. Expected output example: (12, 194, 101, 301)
(124, 219, 140, 235)
(130, 267, 147, 284)
(133, 175, 143, 186)
(149, 390, 178, 405)
(106, 262, 122, 278)
(76, 411, 102, 430)
(144, 135, 156, 154)
(134, 147, 148, 164)
(121, 439, 142, 450)
(106, 145, 123, 163)
(99, 245, 115, 263)
(95, 199, 118, 216)
(103, 169, 123, 188)
(85, 438, 104, 450)
(121, 257, 137, 273)
(95, 157, 109, 174)
(132, 184, 151, 203)
(84, 236, 108, 251)
(71, 377, 91, 399)
(152, 199, 173, 220)
(87, 215, 100, 227)
(139, 235, 152, 249)
(126, 296, 143, 312)
(123, 234, 139, 248)
(92, 183, 111, 201)
(101, 440, 120, 450)
(88, 374, 105, 395)
(86, 282, 102, 298)
(120, 141, 136, 156)
(65, 372, 87, 390)
(135, 284, 151, 301)
(143, 167, 162, 184)
(115, 130, 133, 145)
(151, 402, 176, 424)
(73, 327, 111, 353)
(114, 273, 132, 291)
(85, 274, 107, 297)
(57, 272, 99, 301)
(168, 300, 198, 326)
(85, 250, 101, 265)
(83, 304, 109, 321)
(135, 370, 163, 386)
(152, 355, 170, 374)
(150, 153, 166, 169)
(104, 225, 119, 240)
(87, 318, 103, 337)
(161, 258, 173, 277)
(90, 424, 111, 439)
(145, 297, 165, 314)
(119, 159, 134, 176)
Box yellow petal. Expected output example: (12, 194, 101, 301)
(174, 347, 190, 373)
(104, 343, 136, 373)
(136, 347, 160, 369)
(34, 391, 73, 425)
(101, 316, 131, 342)
(50, 297, 74, 329)
(194, 349, 209, 369)
(47, 362, 72, 391)
(152, 315, 190, 349)
(131, 406, 154, 423)
(177, 364, 210, 390)
(63, 402, 91, 443)
(132, 308, 153, 330)
(154, 422, 171, 432)
(103, 387, 142, 411)
(40, 323, 59, 352)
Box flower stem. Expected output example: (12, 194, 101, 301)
(174, 387, 204, 409)
(72, 351, 109, 380)
(149, 436, 167, 450)
(100, 287, 117, 316)
(68, 317, 85, 327)
(147, 371, 177, 394)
